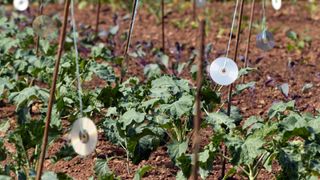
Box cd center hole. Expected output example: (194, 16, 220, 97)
(221, 68, 226, 74)
(79, 130, 89, 143)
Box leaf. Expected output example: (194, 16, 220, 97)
(150, 76, 190, 103)
(280, 113, 308, 132)
(88, 62, 116, 82)
(268, 101, 295, 119)
(78, 1, 88, 9)
(51, 144, 77, 163)
(222, 167, 237, 180)
(143, 64, 162, 79)
(240, 136, 265, 165)
(287, 30, 298, 41)
(133, 165, 153, 180)
(106, 107, 118, 117)
(176, 153, 192, 178)
(302, 83, 313, 93)
(177, 63, 186, 75)
(238, 67, 257, 77)
(119, 109, 146, 127)
(159, 94, 193, 118)
(0, 78, 14, 97)
(206, 112, 236, 132)
(297, 41, 305, 49)
(243, 116, 263, 130)
(176, 171, 188, 180)
(167, 141, 188, 161)
(308, 118, 320, 134)
(0, 175, 11, 180)
(94, 158, 113, 177)
(41, 171, 59, 180)
(40, 39, 50, 54)
(0, 120, 10, 133)
(278, 83, 289, 98)
(108, 25, 119, 36)
(91, 43, 113, 59)
(234, 82, 255, 95)
(263, 152, 276, 172)
(279, 113, 310, 140)
(0, 139, 7, 161)
(158, 54, 169, 69)
(8, 86, 49, 111)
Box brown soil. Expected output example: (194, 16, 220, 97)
(1, 1, 320, 179)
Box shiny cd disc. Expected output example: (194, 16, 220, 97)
(209, 57, 239, 86)
(13, 0, 29, 11)
(32, 15, 58, 40)
(256, 30, 275, 51)
(272, 0, 281, 10)
(196, 0, 206, 8)
(70, 117, 98, 156)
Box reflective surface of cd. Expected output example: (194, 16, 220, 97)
(256, 30, 275, 51)
(13, 0, 29, 11)
(272, 0, 281, 10)
(196, 0, 206, 8)
(209, 57, 239, 86)
(70, 117, 98, 156)
(32, 15, 58, 40)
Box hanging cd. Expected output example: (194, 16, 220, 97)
(256, 30, 275, 51)
(196, 0, 206, 8)
(70, 117, 98, 156)
(209, 57, 239, 86)
(272, 0, 281, 10)
(32, 15, 58, 40)
(13, 0, 29, 11)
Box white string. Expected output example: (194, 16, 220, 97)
(223, 0, 240, 69)
(70, 0, 84, 120)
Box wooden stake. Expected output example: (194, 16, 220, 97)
(242, 0, 255, 83)
(221, 0, 245, 178)
(193, 0, 197, 21)
(36, 1, 70, 179)
(161, 0, 165, 52)
(95, 0, 101, 37)
(121, 0, 139, 82)
(35, 0, 44, 56)
(191, 19, 205, 180)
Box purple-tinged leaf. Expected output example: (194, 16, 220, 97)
(255, 56, 264, 64)
(265, 75, 274, 86)
(239, 55, 245, 62)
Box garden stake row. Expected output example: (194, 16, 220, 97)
(222, 0, 245, 178)
(191, 19, 206, 180)
(121, 0, 139, 82)
(35, 0, 44, 56)
(161, 0, 165, 52)
(95, 0, 101, 37)
(36, 0, 70, 179)
(242, 0, 256, 83)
